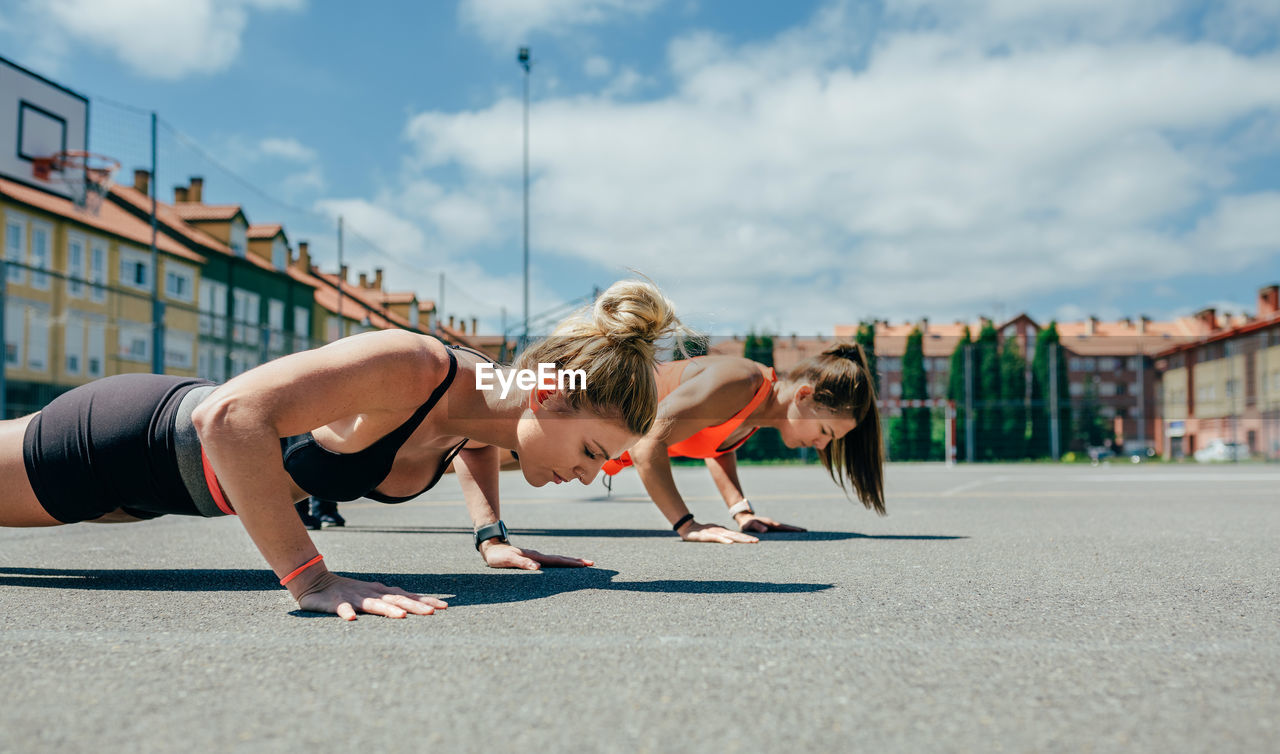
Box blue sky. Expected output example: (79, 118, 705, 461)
(2, 0, 1278, 336)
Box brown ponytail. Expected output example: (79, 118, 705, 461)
(786, 342, 885, 514)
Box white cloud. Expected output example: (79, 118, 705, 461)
(459, 0, 665, 45)
(310, 196, 559, 333)
(259, 137, 318, 163)
(584, 55, 612, 78)
(366, 1, 1280, 333)
(24, 0, 304, 80)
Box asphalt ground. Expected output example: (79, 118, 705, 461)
(1, 462, 1278, 753)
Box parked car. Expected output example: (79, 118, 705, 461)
(1126, 446, 1157, 464)
(1193, 439, 1248, 463)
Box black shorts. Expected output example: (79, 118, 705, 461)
(22, 374, 218, 523)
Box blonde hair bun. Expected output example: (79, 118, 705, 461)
(590, 280, 681, 353)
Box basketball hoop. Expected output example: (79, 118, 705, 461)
(31, 150, 120, 214)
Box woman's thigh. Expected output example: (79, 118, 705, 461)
(0, 414, 62, 527)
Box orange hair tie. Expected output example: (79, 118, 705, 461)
(529, 388, 553, 411)
(279, 554, 324, 586)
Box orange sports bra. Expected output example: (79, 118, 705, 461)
(602, 358, 776, 475)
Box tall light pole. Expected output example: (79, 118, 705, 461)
(518, 46, 531, 345)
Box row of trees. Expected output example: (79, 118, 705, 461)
(885, 319, 1105, 461)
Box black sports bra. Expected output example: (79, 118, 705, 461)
(281, 344, 483, 504)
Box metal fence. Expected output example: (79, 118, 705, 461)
(878, 338, 1280, 463)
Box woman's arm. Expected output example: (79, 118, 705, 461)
(629, 361, 762, 544)
(191, 329, 449, 619)
(705, 451, 806, 533)
(452, 443, 594, 570)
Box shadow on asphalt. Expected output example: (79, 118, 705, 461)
(0, 567, 832, 609)
(338, 525, 968, 541)
(333, 568, 835, 607)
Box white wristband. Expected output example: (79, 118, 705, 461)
(727, 499, 754, 517)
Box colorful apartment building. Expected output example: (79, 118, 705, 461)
(109, 176, 319, 381)
(1, 175, 209, 416)
(1155, 286, 1280, 460)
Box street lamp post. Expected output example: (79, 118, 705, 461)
(518, 46, 531, 347)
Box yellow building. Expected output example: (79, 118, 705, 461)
(1, 176, 206, 416)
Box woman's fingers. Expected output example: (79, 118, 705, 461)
(687, 526, 758, 544)
(360, 596, 407, 619)
(382, 586, 449, 610)
(383, 594, 436, 615)
(299, 576, 448, 619)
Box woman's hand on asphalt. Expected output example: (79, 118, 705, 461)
(680, 521, 759, 544)
(294, 571, 448, 621)
(735, 513, 807, 533)
(481, 542, 595, 570)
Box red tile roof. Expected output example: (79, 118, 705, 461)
(376, 291, 417, 305)
(110, 185, 296, 275)
(247, 223, 284, 240)
(1, 177, 206, 264)
(109, 184, 230, 255)
(172, 203, 243, 222)
(836, 314, 1214, 359)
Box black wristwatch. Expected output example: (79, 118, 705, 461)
(474, 520, 510, 551)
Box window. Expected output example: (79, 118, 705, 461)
(26, 307, 49, 371)
(409, 305, 419, 328)
(1003, 325, 1016, 337)
(268, 299, 285, 351)
(4, 302, 22, 367)
(29, 223, 50, 290)
(164, 330, 194, 370)
(1115, 382, 1127, 396)
(232, 289, 260, 345)
(1099, 382, 1116, 397)
(1069, 382, 1084, 397)
(118, 247, 153, 292)
(272, 239, 287, 270)
(890, 382, 902, 397)
(1098, 357, 1117, 372)
(1083, 358, 1096, 371)
(1130, 382, 1141, 396)
(164, 262, 196, 303)
(293, 305, 310, 348)
(87, 320, 105, 377)
(198, 344, 227, 382)
(67, 235, 85, 298)
(230, 221, 247, 258)
(1127, 357, 1141, 371)
(199, 279, 228, 336)
(117, 321, 152, 363)
(89, 240, 107, 302)
(64, 315, 84, 375)
(4, 218, 24, 284)
(230, 350, 258, 377)
(1069, 358, 1081, 371)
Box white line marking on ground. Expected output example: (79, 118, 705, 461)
(941, 476, 1007, 497)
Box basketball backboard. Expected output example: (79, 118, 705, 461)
(0, 55, 89, 200)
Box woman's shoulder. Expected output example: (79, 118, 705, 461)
(680, 355, 765, 387)
(665, 356, 764, 416)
